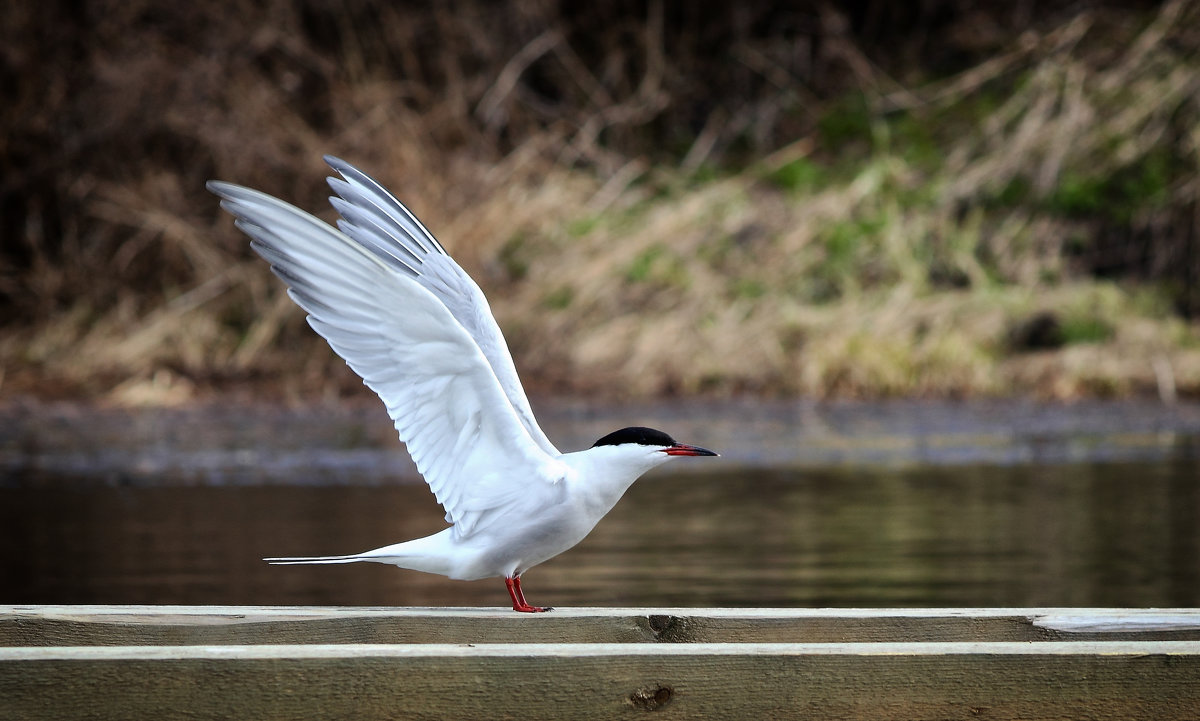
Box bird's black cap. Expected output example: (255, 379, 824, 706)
(591, 426, 678, 448)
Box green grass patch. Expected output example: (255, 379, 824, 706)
(818, 94, 873, 149)
(626, 246, 665, 283)
(765, 156, 825, 192)
(566, 215, 602, 237)
(1045, 149, 1176, 223)
(498, 233, 530, 281)
(542, 285, 574, 310)
(624, 245, 691, 290)
(1060, 314, 1114, 345)
(732, 278, 767, 299)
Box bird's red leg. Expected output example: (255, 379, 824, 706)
(511, 576, 531, 608)
(514, 576, 553, 612)
(505, 576, 552, 613)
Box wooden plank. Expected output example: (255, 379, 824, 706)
(5, 606, 1200, 646)
(1033, 612, 1200, 633)
(2, 641, 1198, 721)
(0, 606, 657, 646)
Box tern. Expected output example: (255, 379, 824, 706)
(208, 157, 717, 612)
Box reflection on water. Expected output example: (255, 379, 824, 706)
(4, 460, 1198, 608)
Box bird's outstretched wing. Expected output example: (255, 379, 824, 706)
(322, 156, 559, 457)
(208, 180, 567, 538)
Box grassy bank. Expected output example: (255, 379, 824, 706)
(2, 1, 1198, 403)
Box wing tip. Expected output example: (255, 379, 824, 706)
(324, 154, 353, 177)
(207, 179, 241, 199)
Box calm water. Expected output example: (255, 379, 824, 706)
(4, 460, 1198, 608)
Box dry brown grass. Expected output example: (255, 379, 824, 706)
(1, 1, 1198, 404)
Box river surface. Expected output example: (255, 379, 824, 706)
(3, 399, 1199, 608)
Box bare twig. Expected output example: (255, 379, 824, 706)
(476, 29, 563, 128)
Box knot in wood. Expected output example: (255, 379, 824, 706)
(647, 615, 675, 635)
(629, 684, 673, 711)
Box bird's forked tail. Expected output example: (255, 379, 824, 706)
(263, 553, 374, 565)
(263, 533, 457, 576)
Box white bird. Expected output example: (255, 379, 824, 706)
(208, 157, 717, 612)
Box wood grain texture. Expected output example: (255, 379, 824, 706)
(4, 606, 1200, 646)
(3, 642, 1199, 721)
(6, 608, 1200, 720)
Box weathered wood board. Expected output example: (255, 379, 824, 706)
(4, 641, 1200, 721)
(5, 605, 1200, 646)
(4, 607, 1200, 721)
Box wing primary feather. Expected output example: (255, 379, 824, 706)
(329, 196, 425, 271)
(332, 222, 422, 277)
(211, 184, 390, 276)
(324, 156, 447, 254)
(327, 178, 439, 258)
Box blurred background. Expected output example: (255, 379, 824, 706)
(2, 0, 1199, 608)
(4, 0, 1200, 401)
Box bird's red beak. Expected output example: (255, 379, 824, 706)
(663, 443, 719, 457)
